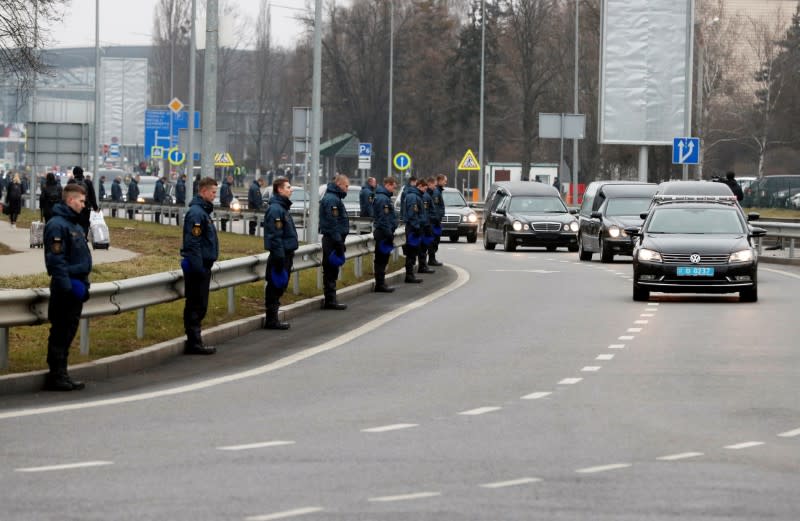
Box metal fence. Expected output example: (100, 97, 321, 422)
(0, 228, 404, 370)
(755, 221, 800, 258)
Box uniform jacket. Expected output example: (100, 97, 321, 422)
(175, 178, 186, 205)
(432, 185, 445, 224)
(248, 180, 264, 211)
(359, 185, 375, 218)
(319, 182, 349, 243)
(99, 182, 106, 201)
(111, 179, 123, 202)
(263, 194, 299, 259)
(180, 195, 219, 274)
(372, 185, 397, 236)
(420, 188, 433, 227)
(220, 180, 233, 207)
(402, 186, 424, 232)
(44, 202, 92, 292)
(399, 180, 415, 221)
(153, 179, 166, 203)
(127, 178, 140, 202)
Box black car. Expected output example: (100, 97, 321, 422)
(483, 181, 578, 252)
(577, 181, 657, 262)
(627, 198, 766, 302)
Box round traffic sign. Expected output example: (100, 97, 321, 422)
(393, 152, 412, 171)
(167, 146, 185, 166)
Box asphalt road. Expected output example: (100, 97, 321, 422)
(2, 243, 799, 520)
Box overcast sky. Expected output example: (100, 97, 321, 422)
(44, 0, 310, 49)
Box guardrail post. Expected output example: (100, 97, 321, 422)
(0, 327, 8, 370)
(317, 267, 323, 290)
(757, 236, 763, 256)
(79, 318, 90, 355)
(136, 308, 146, 339)
(227, 286, 235, 314)
(790, 238, 796, 259)
(355, 256, 362, 278)
(292, 271, 300, 295)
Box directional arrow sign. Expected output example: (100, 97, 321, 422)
(672, 137, 700, 165)
(393, 152, 411, 171)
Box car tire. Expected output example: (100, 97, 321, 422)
(600, 237, 614, 263)
(740, 285, 758, 302)
(503, 230, 517, 252)
(483, 228, 496, 250)
(546, 245, 558, 252)
(633, 284, 650, 301)
(467, 231, 477, 243)
(578, 235, 592, 261)
(449, 235, 460, 243)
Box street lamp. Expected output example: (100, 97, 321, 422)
(387, 0, 394, 179)
(478, 0, 485, 199)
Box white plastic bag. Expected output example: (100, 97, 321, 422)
(90, 210, 105, 226)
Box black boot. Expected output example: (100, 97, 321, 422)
(44, 370, 85, 391)
(374, 272, 395, 293)
(263, 309, 290, 330)
(428, 255, 443, 267)
(405, 267, 423, 283)
(322, 294, 347, 310)
(184, 339, 216, 355)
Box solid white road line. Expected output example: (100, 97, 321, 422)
(778, 428, 800, 438)
(724, 441, 765, 450)
(361, 424, 418, 433)
(657, 452, 704, 461)
(217, 441, 295, 451)
(618, 336, 635, 340)
(596, 354, 615, 361)
(368, 492, 441, 502)
(634, 320, 649, 324)
(627, 328, 643, 333)
(15, 461, 113, 473)
(608, 344, 626, 349)
(480, 477, 541, 489)
(558, 378, 583, 385)
(0, 266, 471, 421)
(576, 463, 631, 474)
(245, 507, 324, 520)
(582, 366, 602, 372)
(521, 392, 552, 400)
(763, 267, 800, 280)
(459, 407, 502, 416)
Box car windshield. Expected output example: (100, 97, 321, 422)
(290, 188, 307, 203)
(647, 207, 745, 234)
(442, 191, 467, 207)
(508, 196, 566, 213)
(605, 197, 652, 216)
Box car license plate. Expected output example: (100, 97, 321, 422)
(677, 266, 714, 276)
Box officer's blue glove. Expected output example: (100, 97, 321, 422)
(180, 258, 191, 273)
(432, 225, 442, 237)
(407, 231, 421, 247)
(328, 249, 346, 267)
(70, 278, 87, 301)
(270, 267, 289, 289)
(377, 240, 394, 255)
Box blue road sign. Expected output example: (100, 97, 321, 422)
(108, 143, 120, 158)
(144, 109, 201, 160)
(359, 142, 372, 158)
(393, 152, 411, 171)
(672, 137, 700, 165)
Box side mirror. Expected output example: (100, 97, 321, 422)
(640, 212, 649, 220)
(569, 208, 578, 215)
(624, 227, 641, 237)
(747, 212, 760, 222)
(750, 227, 767, 238)
(590, 211, 602, 219)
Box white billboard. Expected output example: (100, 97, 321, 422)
(599, 0, 694, 145)
(101, 57, 147, 147)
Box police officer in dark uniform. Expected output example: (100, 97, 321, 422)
(429, 174, 447, 266)
(111, 176, 123, 217)
(248, 177, 265, 236)
(153, 176, 166, 223)
(176, 174, 187, 206)
(319, 174, 350, 309)
(180, 177, 219, 355)
(417, 178, 436, 274)
(127, 175, 140, 220)
(43, 183, 92, 391)
(360, 177, 377, 218)
(219, 174, 234, 231)
(372, 176, 398, 292)
(402, 179, 425, 283)
(263, 176, 298, 329)
(399, 175, 417, 222)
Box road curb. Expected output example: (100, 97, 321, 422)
(0, 269, 407, 395)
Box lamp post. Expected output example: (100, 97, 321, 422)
(308, 0, 323, 241)
(93, 0, 101, 198)
(572, 0, 579, 205)
(478, 0, 486, 199)
(386, 0, 394, 179)
(186, 0, 197, 207)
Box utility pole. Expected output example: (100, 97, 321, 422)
(386, 0, 394, 180)
(93, 0, 102, 199)
(186, 0, 197, 206)
(478, 0, 486, 199)
(308, 0, 323, 241)
(572, 0, 579, 205)
(201, 0, 218, 183)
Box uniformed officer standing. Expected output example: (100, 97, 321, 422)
(417, 178, 436, 274)
(360, 177, 377, 218)
(43, 183, 92, 391)
(319, 174, 350, 309)
(111, 176, 123, 217)
(429, 174, 447, 266)
(180, 177, 219, 355)
(175, 174, 187, 206)
(219, 174, 234, 232)
(263, 176, 298, 329)
(399, 175, 417, 222)
(372, 176, 398, 292)
(153, 176, 166, 223)
(248, 177, 265, 236)
(402, 179, 425, 283)
(127, 175, 140, 220)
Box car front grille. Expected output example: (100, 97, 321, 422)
(661, 253, 730, 265)
(531, 222, 562, 232)
(442, 215, 461, 223)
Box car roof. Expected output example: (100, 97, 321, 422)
(656, 180, 733, 196)
(652, 200, 740, 210)
(489, 181, 559, 197)
(600, 184, 658, 198)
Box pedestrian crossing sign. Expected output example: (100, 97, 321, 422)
(214, 152, 235, 167)
(151, 146, 164, 159)
(458, 149, 480, 171)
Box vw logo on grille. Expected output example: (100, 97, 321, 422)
(690, 254, 702, 264)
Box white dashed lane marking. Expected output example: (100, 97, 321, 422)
(640, 313, 655, 317)
(558, 378, 583, 385)
(368, 492, 441, 503)
(608, 344, 625, 349)
(627, 328, 643, 333)
(576, 463, 632, 474)
(459, 407, 502, 416)
(217, 441, 295, 451)
(582, 366, 602, 372)
(618, 335, 635, 340)
(361, 424, 418, 433)
(245, 507, 324, 521)
(596, 354, 615, 361)
(634, 320, 649, 324)
(778, 428, 800, 438)
(521, 392, 552, 400)
(724, 442, 765, 450)
(15, 461, 113, 473)
(657, 452, 704, 461)
(480, 477, 542, 489)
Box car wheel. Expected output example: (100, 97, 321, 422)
(483, 227, 496, 250)
(467, 231, 477, 243)
(740, 285, 758, 302)
(503, 230, 517, 252)
(600, 236, 614, 263)
(633, 284, 650, 301)
(546, 245, 558, 252)
(578, 234, 592, 261)
(449, 234, 460, 243)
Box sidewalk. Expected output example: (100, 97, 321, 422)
(0, 222, 138, 276)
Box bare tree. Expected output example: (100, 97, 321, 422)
(151, 0, 192, 105)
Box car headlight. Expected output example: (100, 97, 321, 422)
(608, 225, 621, 238)
(231, 200, 241, 212)
(137, 197, 145, 203)
(512, 220, 523, 231)
(569, 221, 579, 232)
(729, 249, 754, 263)
(467, 213, 477, 223)
(638, 248, 662, 262)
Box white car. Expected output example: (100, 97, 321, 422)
(790, 193, 800, 209)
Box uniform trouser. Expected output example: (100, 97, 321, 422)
(127, 209, 135, 220)
(183, 270, 211, 347)
(111, 208, 117, 218)
(404, 232, 419, 272)
(321, 236, 341, 302)
(373, 229, 391, 283)
(47, 287, 83, 373)
(248, 220, 257, 236)
(154, 211, 161, 224)
(265, 252, 294, 316)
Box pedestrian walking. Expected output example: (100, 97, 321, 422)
(67, 166, 99, 237)
(127, 175, 140, 220)
(248, 177, 265, 236)
(360, 177, 377, 218)
(39, 172, 63, 223)
(319, 174, 350, 309)
(262, 176, 298, 329)
(4, 173, 23, 228)
(180, 177, 219, 355)
(402, 179, 425, 283)
(372, 176, 398, 292)
(43, 183, 92, 391)
(723, 171, 744, 201)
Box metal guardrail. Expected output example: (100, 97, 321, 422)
(755, 221, 800, 258)
(0, 228, 404, 370)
